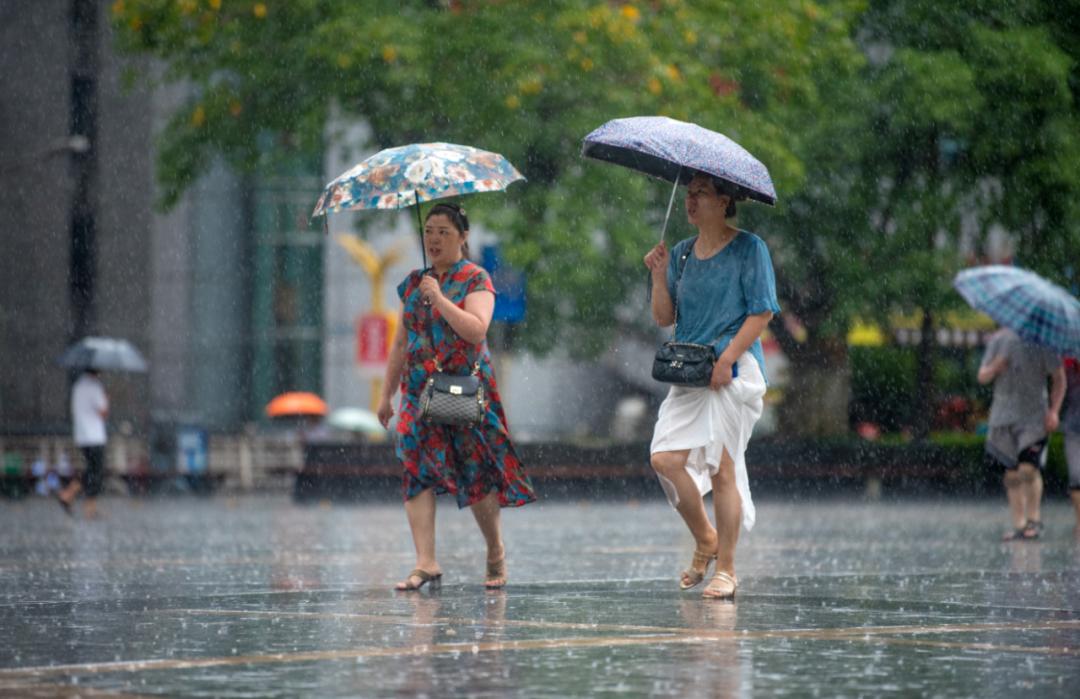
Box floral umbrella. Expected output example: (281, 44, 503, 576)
(311, 142, 525, 265)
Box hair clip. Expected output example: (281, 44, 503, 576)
(458, 207, 467, 217)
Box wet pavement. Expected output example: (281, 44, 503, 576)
(1, 494, 1078, 697)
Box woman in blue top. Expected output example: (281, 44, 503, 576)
(643, 171, 780, 600)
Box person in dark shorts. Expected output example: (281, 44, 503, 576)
(978, 328, 1065, 540)
(58, 368, 109, 518)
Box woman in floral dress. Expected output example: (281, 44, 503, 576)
(377, 203, 535, 591)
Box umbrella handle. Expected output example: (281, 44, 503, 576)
(415, 190, 426, 268)
(660, 166, 681, 242)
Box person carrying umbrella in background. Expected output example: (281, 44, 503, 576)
(977, 328, 1065, 540)
(954, 265, 1079, 540)
(377, 203, 535, 591)
(56, 337, 145, 518)
(57, 368, 109, 518)
(584, 117, 780, 600)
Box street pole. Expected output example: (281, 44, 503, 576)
(69, 0, 99, 342)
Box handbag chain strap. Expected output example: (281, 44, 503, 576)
(423, 271, 481, 376)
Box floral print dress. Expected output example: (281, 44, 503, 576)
(395, 259, 535, 509)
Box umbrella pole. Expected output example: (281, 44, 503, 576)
(659, 167, 681, 243)
(414, 190, 426, 269)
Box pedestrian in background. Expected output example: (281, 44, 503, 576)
(978, 328, 1065, 540)
(58, 368, 109, 518)
(1061, 357, 1080, 533)
(643, 172, 780, 600)
(377, 203, 535, 592)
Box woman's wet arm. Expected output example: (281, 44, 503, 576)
(437, 290, 494, 345)
(718, 311, 773, 367)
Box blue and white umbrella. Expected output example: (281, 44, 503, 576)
(583, 116, 776, 241)
(953, 265, 1080, 356)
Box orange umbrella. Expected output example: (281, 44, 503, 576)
(265, 392, 328, 418)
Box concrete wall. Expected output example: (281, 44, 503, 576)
(0, 1, 153, 432)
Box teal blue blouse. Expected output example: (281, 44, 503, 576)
(665, 230, 781, 382)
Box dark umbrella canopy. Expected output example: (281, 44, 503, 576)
(581, 116, 777, 205)
(58, 337, 148, 373)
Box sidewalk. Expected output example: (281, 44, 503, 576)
(1, 496, 1078, 696)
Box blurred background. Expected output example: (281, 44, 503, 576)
(2, 0, 1078, 497)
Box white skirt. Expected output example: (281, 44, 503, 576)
(649, 352, 767, 532)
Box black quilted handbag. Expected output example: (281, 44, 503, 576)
(418, 298, 486, 427)
(651, 342, 717, 387)
(420, 369, 486, 427)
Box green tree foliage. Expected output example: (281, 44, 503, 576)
(763, 0, 1080, 435)
(113, 1, 1080, 437)
(855, 0, 1080, 436)
(111, 0, 862, 358)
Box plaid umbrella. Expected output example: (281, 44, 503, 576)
(953, 265, 1080, 356)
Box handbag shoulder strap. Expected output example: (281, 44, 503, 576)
(671, 237, 697, 340)
(670, 238, 726, 353)
(423, 272, 480, 376)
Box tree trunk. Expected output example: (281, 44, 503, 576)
(775, 334, 851, 436)
(911, 308, 936, 440)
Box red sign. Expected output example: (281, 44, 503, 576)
(357, 313, 390, 367)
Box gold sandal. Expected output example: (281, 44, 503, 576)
(394, 568, 442, 592)
(679, 549, 717, 590)
(702, 571, 738, 600)
(485, 558, 507, 589)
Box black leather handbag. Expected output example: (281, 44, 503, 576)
(418, 301, 486, 427)
(651, 341, 717, 387)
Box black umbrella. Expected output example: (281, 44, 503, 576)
(582, 116, 777, 240)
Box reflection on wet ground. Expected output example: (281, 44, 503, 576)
(1, 496, 1078, 697)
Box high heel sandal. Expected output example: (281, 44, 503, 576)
(679, 549, 717, 590)
(485, 558, 507, 589)
(702, 571, 738, 600)
(394, 568, 442, 592)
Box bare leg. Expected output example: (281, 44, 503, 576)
(397, 488, 440, 589)
(1003, 469, 1026, 532)
(710, 449, 741, 577)
(1019, 462, 1042, 525)
(651, 450, 718, 584)
(470, 492, 506, 587)
(58, 478, 81, 506)
(1070, 491, 1080, 535)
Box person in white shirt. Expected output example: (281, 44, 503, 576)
(58, 369, 109, 517)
